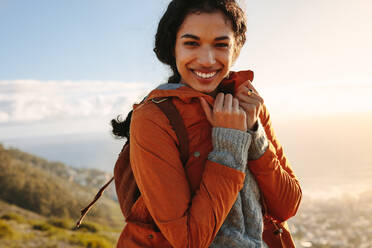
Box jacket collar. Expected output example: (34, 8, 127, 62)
(143, 70, 254, 106)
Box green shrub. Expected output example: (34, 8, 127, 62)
(69, 233, 112, 248)
(0, 153, 82, 219)
(0, 220, 17, 239)
(32, 222, 53, 231)
(48, 218, 73, 229)
(0, 213, 25, 223)
(76, 222, 100, 233)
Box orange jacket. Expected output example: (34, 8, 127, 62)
(116, 70, 302, 247)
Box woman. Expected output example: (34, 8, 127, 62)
(112, 0, 302, 247)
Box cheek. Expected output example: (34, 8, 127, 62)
(218, 50, 234, 68)
(175, 50, 194, 70)
(175, 45, 185, 63)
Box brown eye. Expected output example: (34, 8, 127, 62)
(184, 41, 199, 46)
(215, 43, 229, 48)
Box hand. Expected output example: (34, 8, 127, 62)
(235, 80, 264, 130)
(199, 93, 247, 131)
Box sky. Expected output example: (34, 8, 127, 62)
(1, 0, 372, 197)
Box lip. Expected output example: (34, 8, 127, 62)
(191, 68, 220, 73)
(190, 69, 220, 83)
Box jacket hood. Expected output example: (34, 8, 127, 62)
(143, 70, 254, 106)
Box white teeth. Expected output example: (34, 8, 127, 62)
(194, 70, 217, 79)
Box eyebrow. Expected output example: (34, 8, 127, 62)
(181, 34, 230, 41)
(214, 36, 230, 41)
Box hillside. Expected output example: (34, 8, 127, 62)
(3, 144, 117, 201)
(0, 144, 124, 247)
(0, 144, 123, 227)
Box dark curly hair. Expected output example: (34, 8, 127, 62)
(112, 0, 247, 139)
(155, 0, 247, 84)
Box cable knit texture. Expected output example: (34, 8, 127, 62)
(208, 127, 251, 172)
(247, 119, 269, 161)
(207, 127, 268, 247)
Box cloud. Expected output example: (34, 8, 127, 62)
(1, 79, 371, 124)
(0, 111, 9, 122)
(1, 78, 371, 140)
(0, 79, 154, 124)
(259, 80, 372, 119)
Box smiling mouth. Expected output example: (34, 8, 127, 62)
(191, 70, 219, 79)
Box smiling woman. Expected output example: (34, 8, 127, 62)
(111, 0, 302, 247)
(174, 11, 236, 95)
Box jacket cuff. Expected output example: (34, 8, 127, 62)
(247, 119, 269, 161)
(208, 127, 252, 172)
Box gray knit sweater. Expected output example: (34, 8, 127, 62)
(208, 120, 269, 248)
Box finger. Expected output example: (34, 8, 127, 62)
(236, 82, 263, 101)
(223, 94, 233, 112)
(240, 109, 247, 130)
(251, 92, 264, 103)
(236, 86, 264, 104)
(240, 80, 257, 93)
(248, 82, 259, 95)
(232, 97, 239, 112)
(239, 101, 261, 115)
(199, 97, 213, 124)
(237, 80, 253, 92)
(214, 92, 224, 112)
(241, 93, 264, 105)
(237, 94, 263, 108)
(237, 80, 260, 95)
(243, 84, 260, 96)
(239, 98, 261, 109)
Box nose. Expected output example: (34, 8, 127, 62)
(197, 46, 216, 67)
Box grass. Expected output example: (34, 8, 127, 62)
(68, 232, 113, 248)
(48, 217, 74, 229)
(0, 211, 120, 247)
(75, 221, 101, 233)
(0, 220, 18, 239)
(32, 222, 54, 231)
(0, 200, 121, 247)
(0, 213, 25, 223)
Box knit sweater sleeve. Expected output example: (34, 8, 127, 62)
(247, 118, 269, 161)
(208, 127, 252, 172)
(129, 103, 250, 248)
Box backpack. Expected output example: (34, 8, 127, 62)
(75, 97, 188, 226)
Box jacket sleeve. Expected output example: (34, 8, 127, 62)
(248, 104, 302, 222)
(129, 103, 248, 248)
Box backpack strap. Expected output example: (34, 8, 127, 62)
(152, 97, 189, 166)
(75, 176, 114, 228)
(75, 96, 190, 228)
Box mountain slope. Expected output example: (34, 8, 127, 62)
(0, 144, 123, 227)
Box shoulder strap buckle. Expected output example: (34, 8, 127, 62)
(152, 97, 168, 104)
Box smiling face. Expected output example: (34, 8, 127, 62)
(174, 11, 238, 94)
